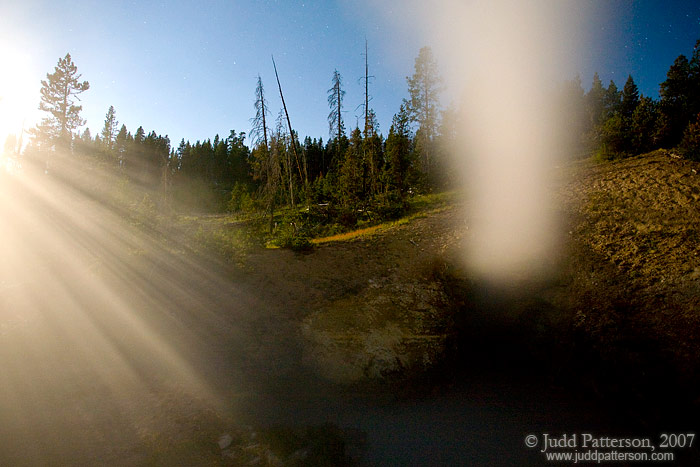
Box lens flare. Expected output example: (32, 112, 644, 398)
(368, 0, 586, 283)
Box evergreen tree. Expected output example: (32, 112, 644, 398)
(586, 72, 606, 127)
(659, 55, 692, 146)
(630, 96, 659, 153)
(620, 75, 640, 119)
(226, 130, 251, 186)
(33, 53, 90, 147)
(363, 109, 382, 196)
(101, 105, 118, 150)
(212, 134, 228, 185)
(603, 80, 621, 118)
(3, 134, 17, 157)
(384, 104, 413, 202)
(689, 40, 700, 116)
(114, 124, 129, 169)
(338, 127, 364, 210)
(405, 46, 441, 173)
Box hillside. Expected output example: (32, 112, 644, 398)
(2, 150, 700, 464)
(553, 150, 700, 411)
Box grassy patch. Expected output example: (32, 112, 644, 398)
(192, 226, 254, 264)
(173, 191, 459, 255)
(312, 205, 450, 244)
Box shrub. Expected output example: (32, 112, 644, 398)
(227, 182, 255, 213)
(135, 192, 157, 225)
(679, 114, 700, 161)
(597, 114, 630, 159)
(271, 211, 314, 251)
(273, 228, 312, 251)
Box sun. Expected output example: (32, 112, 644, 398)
(0, 44, 38, 157)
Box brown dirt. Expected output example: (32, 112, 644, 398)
(242, 207, 465, 383)
(553, 150, 700, 394)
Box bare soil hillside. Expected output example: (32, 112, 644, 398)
(552, 150, 700, 409)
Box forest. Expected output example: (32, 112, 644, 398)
(6, 39, 700, 251)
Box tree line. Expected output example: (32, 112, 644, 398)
(21, 46, 447, 225)
(564, 39, 700, 160)
(16, 39, 700, 227)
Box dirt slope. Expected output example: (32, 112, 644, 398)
(554, 150, 700, 394)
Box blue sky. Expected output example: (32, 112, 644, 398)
(586, 1, 700, 96)
(1, 1, 699, 149)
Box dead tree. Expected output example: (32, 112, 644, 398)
(272, 55, 307, 199)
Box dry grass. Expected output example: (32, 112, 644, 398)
(311, 206, 451, 244)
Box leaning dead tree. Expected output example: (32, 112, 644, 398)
(271, 55, 307, 200)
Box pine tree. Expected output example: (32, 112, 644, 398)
(586, 72, 606, 127)
(361, 39, 377, 139)
(604, 80, 621, 118)
(689, 40, 700, 116)
(114, 124, 129, 169)
(338, 128, 364, 210)
(34, 53, 90, 147)
(620, 75, 639, 119)
(363, 109, 382, 196)
(660, 55, 692, 146)
(630, 96, 659, 153)
(101, 105, 118, 150)
(384, 104, 413, 202)
(406, 46, 441, 174)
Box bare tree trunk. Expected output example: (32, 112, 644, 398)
(272, 56, 307, 195)
(364, 39, 369, 138)
(337, 84, 342, 144)
(286, 144, 294, 207)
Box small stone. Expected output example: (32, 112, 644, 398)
(218, 433, 233, 450)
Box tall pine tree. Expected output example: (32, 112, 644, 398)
(101, 105, 118, 151)
(406, 46, 441, 175)
(33, 53, 90, 148)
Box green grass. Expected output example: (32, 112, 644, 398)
(175, 191, 459, 255)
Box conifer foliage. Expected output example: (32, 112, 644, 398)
(35, 53, 90, 146)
